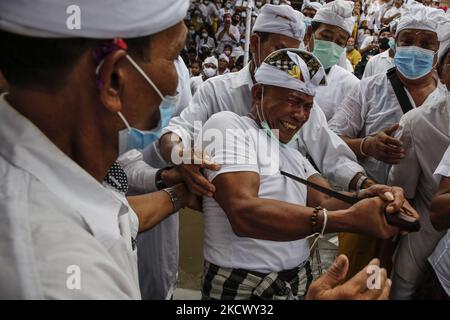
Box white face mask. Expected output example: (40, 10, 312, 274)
(203, 67, 217, 78)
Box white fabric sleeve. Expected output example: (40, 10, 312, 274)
(303, 157, 320, 179)
(162, 80, 215, 151)
(116, 149, 158, 193)
(435, 145, 450, 178)
(198, 112, 259, 182)
(387, 115, 421, 199)
(298, 105, 365, 190)
(329, 83, 367, 139)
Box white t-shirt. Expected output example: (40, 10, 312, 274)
(429, 145, 450, 297)
(199, 111, 318, 273)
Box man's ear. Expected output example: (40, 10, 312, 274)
(250, 33, 260, 65)
(307, 30, 315, 52)
(251, 83, 263, 103)
(97, 49, 128, 113)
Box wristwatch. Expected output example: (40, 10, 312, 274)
(155, 166, 173, 190)
(355, 174, 369, 192)
(163, 187, 183, 212)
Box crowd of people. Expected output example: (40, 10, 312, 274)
(0, 0, 450, 301)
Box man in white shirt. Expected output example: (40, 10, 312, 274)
(388, 20, 450, 299)
(329, 4, 447, 184)
(215, 13, 241, 52)
(160, 4, 372, 201)
(0, 0, 198, 299)
(381, 0, 407, 25)
(426, 145, 450, 299)
(309, 0, 361, 121)
(328, 4, 448, 278)
(197, 48, 412, 300)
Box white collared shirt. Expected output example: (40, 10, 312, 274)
(363, 50, 394, 78)
(314, 64, 360, 121)
(329, 72, 446, 184)
(429, 145, 450, 297)
(388, 90, 449, 285)
(0, 94, 140, 299)
(163, 63, 365, 190)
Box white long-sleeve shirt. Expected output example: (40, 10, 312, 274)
(163, 63, 365, 190)
(388, 90, 449, 286)
(429, 144, 450, 297)
(329, 72, 445, 184)
(314, 64, 360, 121)
(0, 94, 140, 299)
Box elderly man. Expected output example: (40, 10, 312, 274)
(307, 0, 361, 121)
(388, 17, 450, 299)
(160, 4, 371, 205)
(0, 0, 197, 299)
(329, 4, 447, 278)
(197, 49, 411, 300)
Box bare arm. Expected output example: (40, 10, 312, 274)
(339, 124, 405, 165)
(430, 177, 450, 231)
(127, 183, 198, 233)
(212, 171, 398, 241)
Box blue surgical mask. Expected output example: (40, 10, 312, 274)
(304, 17, 312, 28)
(388, 37, 396, 52)
(118, 55, 179, 154)
(394, 46, 436, 80)
(312, 38, 345, 70)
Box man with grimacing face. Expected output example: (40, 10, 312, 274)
(196, 49, 415, 300)
(159, 4, 370, 209)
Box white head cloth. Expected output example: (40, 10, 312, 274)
(0, 0, 189, 38)
(203, 56, 218, 68)
(396, 3, 446, 36)
(252, 4, 306, 41)
(254, 49, 326, 97)
(302, 0, 323, 12)
(437, 13, 450, 64)
(312, 0, 355, 36)
(218, 53, 229, 63)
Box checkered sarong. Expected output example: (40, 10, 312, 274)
(201, 260, 313, 300)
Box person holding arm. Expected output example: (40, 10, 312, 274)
(196, 49, 417, 300)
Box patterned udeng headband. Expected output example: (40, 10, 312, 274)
(254, 49, 327, 96)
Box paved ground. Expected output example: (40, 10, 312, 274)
(175, 208, 339, 299)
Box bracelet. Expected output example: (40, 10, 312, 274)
(320, 208, 328, 237)
(355, 174, 368, 192)
(162, 187, 183, 212)
(311, 206, 323, 234)
(359, 136, 370, 157)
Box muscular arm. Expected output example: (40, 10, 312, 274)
(430, 177, 450, 231)
(211, 171, 371, 242)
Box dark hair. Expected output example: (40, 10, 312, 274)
(0, 30, 151, 91)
